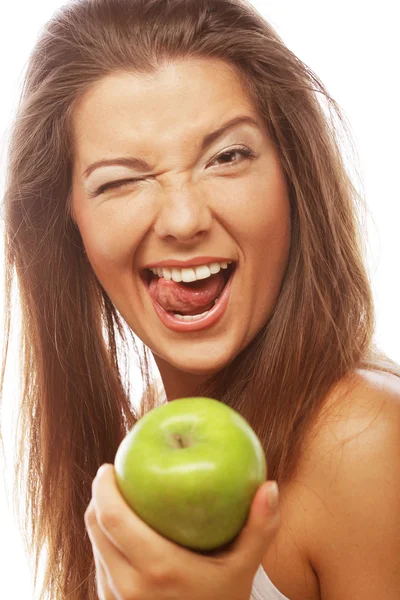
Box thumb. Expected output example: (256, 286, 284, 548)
(228, 481, 280, 569)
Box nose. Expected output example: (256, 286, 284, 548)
(153, 182, 213, 244)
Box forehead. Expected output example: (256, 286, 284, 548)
(71, 58, 260, 158)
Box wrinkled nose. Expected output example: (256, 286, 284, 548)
(152, 184, 213, 244)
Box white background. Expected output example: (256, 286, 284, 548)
(1, 1, 399, 596)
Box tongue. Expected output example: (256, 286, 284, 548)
(148, 271, 226, 315)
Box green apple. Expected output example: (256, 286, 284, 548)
(114, 396, 267, 552)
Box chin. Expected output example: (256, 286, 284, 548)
(157, 346, 236, 377)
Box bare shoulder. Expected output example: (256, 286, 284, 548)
(260, 369, 400, 600)
(296, 368, 400, 598)
(305, 368, 400, 457)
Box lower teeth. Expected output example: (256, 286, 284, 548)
(173, 310, 210, 322)
(172, 296, 220, 321)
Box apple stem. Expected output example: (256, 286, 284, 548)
(172, 433, 185, 448)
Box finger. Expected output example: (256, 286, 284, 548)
(228, 481, 280, 571)
(85, 500, 133, 588)
(92, 464, 180, 569)
(93, 549, 116, 600)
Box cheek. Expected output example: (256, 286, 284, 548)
(228, 167, 291, 262)
(75, 198, 153, 271)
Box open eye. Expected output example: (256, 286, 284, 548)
(211, 145, 257, 167)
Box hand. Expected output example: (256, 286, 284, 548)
(84, 463, 280, 600)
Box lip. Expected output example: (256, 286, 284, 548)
(142, 256, 235, 269)
(143, 264, 236, 333)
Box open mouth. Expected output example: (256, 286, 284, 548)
(140, 261, 236, 331)
(141, 261, 235, 288)
(141, 262, 236, 299)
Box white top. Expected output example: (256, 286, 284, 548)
(251, 564, 290, 600)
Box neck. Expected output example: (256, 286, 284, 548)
(153, 354, 213, 401)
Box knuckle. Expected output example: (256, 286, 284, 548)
(84, 504, 96, 528)
(146, 563, 177, 587)
(99, 506, 121, 531)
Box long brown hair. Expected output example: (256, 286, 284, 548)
(1, 0, 399, 598)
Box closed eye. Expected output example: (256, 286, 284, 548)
(89, 177, 144, 197)
(89, 145, 257, 197)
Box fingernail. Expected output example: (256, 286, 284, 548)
(267, 481, 279, 510)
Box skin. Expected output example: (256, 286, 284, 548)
(85, 464, 280, 600)
(71, 58, 291, 400)
(71, 59, 400, 599)
(70, 58, 285, 599)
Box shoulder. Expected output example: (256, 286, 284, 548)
(296, 369, 400, 599)
(307, 368, 400, 460)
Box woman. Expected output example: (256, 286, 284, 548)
(1, 0, 399, 598)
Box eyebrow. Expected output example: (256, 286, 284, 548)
(81, 115, 261, 179)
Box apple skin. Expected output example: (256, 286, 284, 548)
(114, 397, 267, 552)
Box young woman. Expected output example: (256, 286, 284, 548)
(1, 0, 399, 599)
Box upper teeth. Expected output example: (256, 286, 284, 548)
(149, 261, 232, 283)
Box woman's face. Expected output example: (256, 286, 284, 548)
(71, 58, 291, 394)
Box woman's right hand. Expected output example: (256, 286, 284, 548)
(85, 464, 280, 600)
